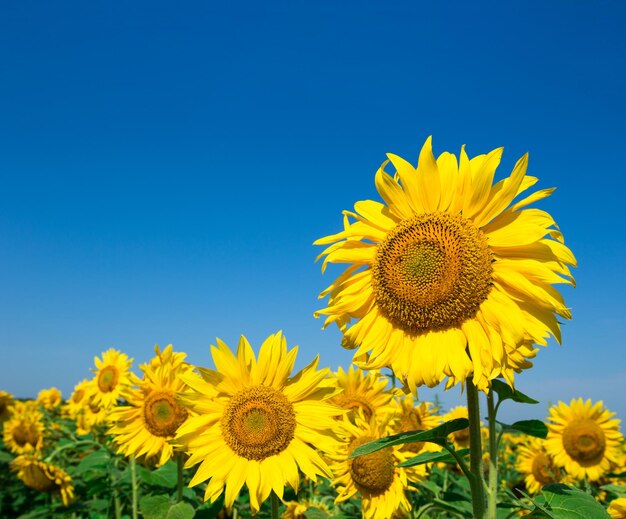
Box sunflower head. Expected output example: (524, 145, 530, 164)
(442, 406, 471, 449)
(11, 455, 74, 506)
(109, 345, 191, 466)
(3, 408, 45, 455)
(89, 348, 137, 409)
(516, 438, 561, 494)
(176, 332, 342, 513)
(545, 398, 623, 481)
(329, 415, 419, 519)
(389, 395, 442, 456)
(0, 391, 15, 423)
(330, 365, 394, 422)
(315, 137, 576, 391)
(36, 387, 62, 411)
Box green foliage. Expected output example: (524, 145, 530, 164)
(528, 484, 611, 518)
(491, 379, 539, 405)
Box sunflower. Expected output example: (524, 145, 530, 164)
(315, 137, 575, 391)
(442, 406, 471, 450)
(88, 348, 137, 409)
(11, 455, 74, 506)
(388, 394, 442, 456)
(176, 332, 342, 513)
(74, 391, 109, 436)
(3, 403, 45, 455)
(282, 498, 332, 519)
(329, 415, 422, 519)
(545, 398, 623, 481)
(0, 390, 15, 423)
(608, 498, 626, 519)
(331, 365, 395, 422)
(36, 387, 62, 411)
(515, 437, 561, 494)
(109, 345, 191, 466)
(63, 379, 90, 419)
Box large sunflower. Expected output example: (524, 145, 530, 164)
(109, 345, 191, 466)
(176, 332, 342, 513)
(331, 365, 395, 422)
(88, 348, 137, 409)
(329, 415, 422, 519)
(545, 398, 623, 481)
(315, 137, 575, 391)
(11, 455, 74, 506)
(515, 437, 561, 494)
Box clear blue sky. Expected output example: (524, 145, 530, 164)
(1, 1, 625, 424)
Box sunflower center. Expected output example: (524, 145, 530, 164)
(453, 427, 470, 447)
(372, 212, 493, 333)
(143, 390, 188, 438)
(349, 436, 395, 495)
(22, 463, 58, 492)
(531, 452, 558, 485)
(222, 385, 296, 461)
(97, 366, 120, 393)
(72, 389, 85, 404)
(332, 393, 375, 421)
(562, 419, 606, 466)
(12, 422, 40, 448)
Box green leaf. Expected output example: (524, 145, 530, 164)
(491, 379, 539, 405)
(532, 484, 610, 518)
(398, 448, 470, 467)
(140, 495, 172, 519)
(350, 418, 469, 458)
(497, 419, 548, 439)
(432, 497, 473, 517)
(0, 450, 14, 463)
(165, 502, 195, 519)
(151, 461, 178, 488)
(600, 483, 626, 498)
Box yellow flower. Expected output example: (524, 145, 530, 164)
(608, 498, 626, 519)
(516, 438, 561, 494)
(74, 390, 109, 435)
(3, 402, 45, 455)
(388, 394, 442, 457)
(109, 345, 191, 466)
(282, 498, 332, 519)
(315, 137, 575, 391)
(330, 365, 394, 422)
(442, 406, 471, 450)
(88, 348, 137, 409)
(545, 398, 623, 481)
(176, 332, 342, 513)
(11, 455, 74, 506)
(0, 390, 15, 423)
(329, 415, 422, 519)
(36, 387, 62, 410)
(63, 379, 90, 419)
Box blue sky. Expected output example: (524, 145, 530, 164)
(1, 1, 625, 424)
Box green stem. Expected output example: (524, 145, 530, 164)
(270, 491, 280, 519)
(130, 457, 138, 519)
(176, 452, 184, 502)
(44, 439, 101, 463)
(466, 379, 487, 519)
(487, 390, 498, 519)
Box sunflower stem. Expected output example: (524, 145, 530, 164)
(176, 452, 184, 502)
(270, 491, 280, 519)
(466, 378, 487, 519)
(487, 390, 498, 519)
(130, 456, 138, 519)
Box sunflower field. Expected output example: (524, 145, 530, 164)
(2, 139, 625, 519)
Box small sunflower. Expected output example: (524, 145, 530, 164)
(109, 345, 191, 466)
(3, 403, 45, 455)
(36, 387, 62, 411)
(442, 406, 471, 450)
(74, 391, 109, 436)
(89, 348, 137, 409)
(11, 455, 74, 506)
(282, 498, 332, 519)
(389, 394, 442, 456)
(315, 137, 576, 391)
(176, 332, 342, 513)
(545, 398, 623, 481)
(63, 379, 90, 419)
(0, 390, 15, 423)
(609, 498, 626, 519)
(331, 365, 395, 422)
(329, 415, 421, 519)
(516, 438, 561, 494)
